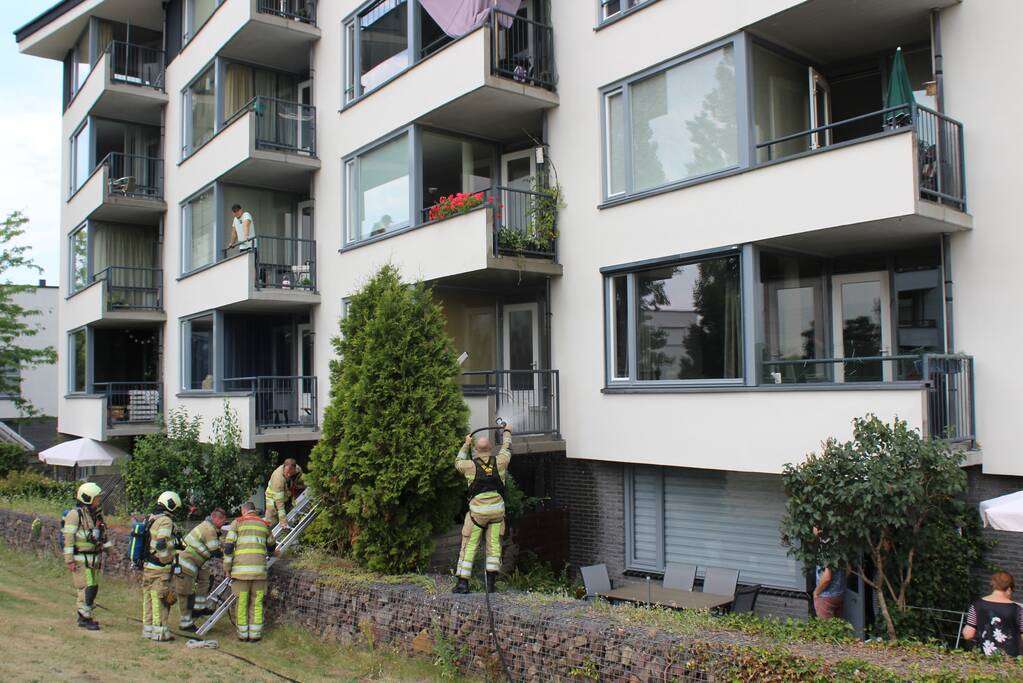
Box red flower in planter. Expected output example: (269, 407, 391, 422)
(426, 190, 488, 222)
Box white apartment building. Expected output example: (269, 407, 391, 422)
(0, 281, 59, 420)
(17, 0, 1022, 621)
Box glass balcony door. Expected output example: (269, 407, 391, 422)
(831, 272, 892, 382)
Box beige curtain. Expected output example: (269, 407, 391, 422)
(223, 64, 253, 119)
(92, 222, 157, 272)
(96, 21, 114, 59)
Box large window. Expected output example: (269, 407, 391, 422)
(70, 120, 92, 194)
(69, 329, 88, 393)
(345, 0, 410, 102)
(346, 132, 411, 242)
(759, 251, 827, 383)
(420, 131, 493, 216)
(603, 42, 739, 199)
(221, 185, 297, 245)
(182, 315, 214, 391)
(752, 44, 810, 162)
(606, 252, 742, 384)
(182, 187, 215, 272)
(222, 62, 298, 120)
(184, 0, 219, 42)
(69, 224, 90, 293)
(184, 65, 216, 155)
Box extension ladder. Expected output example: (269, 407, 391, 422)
(195, 490, 320, 637)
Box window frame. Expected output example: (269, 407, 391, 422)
(180, 311, 220, 393)
(343, 0, 421, 104)
(69, 117, 94, 197)
(598, 33, 751, 203)
(181, 60, 218, 159)
(602, 246, 747, 388)
(183, 0, 223, 45)
(67, 327, 91, 395)
(342, 126, 415, 246)
(68, 222, 92, 294)
(597, 0, 659, 26)
(180, 182, 219, 275)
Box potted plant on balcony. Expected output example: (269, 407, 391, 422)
(426, 191, 487, 222)
(496, 177, 565, 267)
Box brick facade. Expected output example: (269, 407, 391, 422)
(964, 465, 1023, 579)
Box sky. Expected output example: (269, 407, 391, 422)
(1, 1, 63, 286)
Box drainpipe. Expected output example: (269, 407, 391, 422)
(930, 10, 945, 113)
(932, 10, 954, 352)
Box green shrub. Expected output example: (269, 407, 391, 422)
(308, 265, 468, 573)
(0, 443, 28, 479)
(0, 471, 77, 503)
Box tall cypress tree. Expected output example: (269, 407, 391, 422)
(308, 265, 468, 573)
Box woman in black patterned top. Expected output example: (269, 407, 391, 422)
(962, 572, 1023, 657)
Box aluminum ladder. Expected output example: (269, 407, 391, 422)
(195, 490, 320, 637)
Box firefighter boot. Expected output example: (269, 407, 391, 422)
(77, 612, 99, 631)
(486, 571, 499, 593)
(452, 578, 470, 594)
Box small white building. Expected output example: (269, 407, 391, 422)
(0, 281, 58, 420)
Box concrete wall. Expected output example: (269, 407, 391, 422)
(0, 286, 59, 419)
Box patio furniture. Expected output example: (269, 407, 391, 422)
(663, 562, 696, 592)
(598, 582, 733, 610)
(581, 564, 612, 598)
(702, 567, 739, 598)
(730, 584, 761, 614)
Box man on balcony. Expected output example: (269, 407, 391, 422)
(228, 204, 255, 251)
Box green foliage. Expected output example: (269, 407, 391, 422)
(300, 510, 347, 554)
(567, 656, 600, 681)
(498, 550, 580, 597)
(719, 613, 856, 644)
(0, 471, 77, 504)
(495, 178, 565, 257)
(0, 212, 57, 417)
(0, 443, 28, 479)
(781, 415, 976, 641)
(501, 473, 546, 524)
(431, 625, 469, 679)
(308, 265, 468, 573)
(123, 406, 266, 518)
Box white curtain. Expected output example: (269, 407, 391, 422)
(418, 0, 522, 37)
(92, 222, 156, 272)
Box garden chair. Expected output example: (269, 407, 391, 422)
(581, 564, 612, 599)
(702, 567, 739, 598)
(662, 562, 696, 592)
(729, 584, 761, 614)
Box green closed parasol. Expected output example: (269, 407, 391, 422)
(885, 47, 915, 126)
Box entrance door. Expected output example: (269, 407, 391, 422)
(297, 323, 314, 425)
(501, 149, 537, 233)
(843, 571, 868, 638)
(297, 79, 313, 154)
(808, 67, 832, 150)
(831, 272, 892, 382)
(502, 302, 541, 431)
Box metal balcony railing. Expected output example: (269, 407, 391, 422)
(257, 0, 317, 25)
(222, 235, 316, 290)
(756, 102, 966, 212)
(462, 369, 560, 437)
(103, 152, 164, 199)
(226, 96, 316, 155)
(94, 266, 163, 311)
(490, 8, 556, 91)
(93, 381, 162, 427)
(760, 353, 975, 445)
(106, 40, 165, 90)
(223, 375, 318, 432)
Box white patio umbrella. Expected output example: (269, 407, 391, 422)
(38, 438, 127, 469)
(979, 490, 1023, 532)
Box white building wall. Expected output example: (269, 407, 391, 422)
(0, 286, 59, 419)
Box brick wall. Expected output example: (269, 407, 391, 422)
(964, 465, 1023, 579)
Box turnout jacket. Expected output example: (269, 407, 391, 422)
(266, 464, 305, 518)
(456, 430, 512, 517)
(145, 513, 178, 573)
(177, 518, 222, 576)
(62, 506, 106, 562)
(223, 514, 277, 581)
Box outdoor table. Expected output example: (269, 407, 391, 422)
(598, 582, 733, 610)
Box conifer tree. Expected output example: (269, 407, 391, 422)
(309, 265, 467, 573)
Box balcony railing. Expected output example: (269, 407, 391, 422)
(227, 96, 316, 155)
(94, 266, 163, 311)
(257, 0, 317, 25)
(756, 102, 966, 212)
(223, 375, 317, 432)
(462, 369, 560, 437)
(222, 235, 316, 290)
(93, 381, 162, 427)
(103, 152, 164, 199)
(760, 353, 975, 444)
(489, 8, 556, 91)
(106, 40, 165, 90)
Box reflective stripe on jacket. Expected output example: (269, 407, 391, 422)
(223, 515, 276, 581)
(62, 507, 100, 557)
(177, 519, 221, 576)
(456, 431, 512, 516)
(145, 514, 177, 573)
(266, 464, 305, 517)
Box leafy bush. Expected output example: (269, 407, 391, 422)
(308, 265, 468, 573)
(0, 443, 28, 479)
(0, 471, 77, 503)
(498, 551, 580, 597)
(123, 406, 267, 518)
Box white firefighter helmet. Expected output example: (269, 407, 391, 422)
(157, 490, 182, 512)
(76, 482, 102, 506)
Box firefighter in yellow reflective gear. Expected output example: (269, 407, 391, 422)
(452, 423, 512, 594)
(264, 457, 305, 529)
(141, 491, 182, 641)
(63, 482, 112, 630)
(174, 507, 227, 630)
(224, 501, 279, 642)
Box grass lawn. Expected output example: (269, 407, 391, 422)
(0, 542, 480, 683)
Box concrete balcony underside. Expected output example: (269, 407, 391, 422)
(64, 280, 164, 330)
(66, 165, 165, 229)
(176, 252, 319, 318)
(63, 51, 166, 131)
(339, 208, 561, 298)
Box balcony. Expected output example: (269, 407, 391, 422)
(67, 153, 165, 228)
(177, 237, 318, 316)
(183, 97, 318, 192)
(463, 370, 563, 453)
(60, 382, 162, 440)
(65, 267, 164, 329)
(342, 8, 558, 146)
(65, 41, 166, 127)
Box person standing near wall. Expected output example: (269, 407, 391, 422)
(63, 482, 111, 630)
(223, 501, 278, 642)
(227, 204, 255, 250)
(142, 491, 182, 642)
(174, 507, 226, 631)
(811, 526, 847, 620)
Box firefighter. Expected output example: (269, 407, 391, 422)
(63, 482, 112, 630)
(142, 491, 182, 642)
(174, 507, 227, 630)
(452, 423, 512, 594)
(264, 457, 305, 529)
(224, 501, 278, 642)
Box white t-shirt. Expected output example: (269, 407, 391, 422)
(232, 212, 255, 241)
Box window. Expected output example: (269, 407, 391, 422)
(602, 42, 740, 199)
(346, 132, 411, 243)
(70, 120, 92, 194)
(182, 315, 214, 391)
(69, 329, 88, 393)
(69, 224, 90, 293)
(606, 252, 742, 384)
(184, 0, 219, 42)
(222, 62, 298, 121)
(0, 365, 20, 399)
(600, 0, 651, 22)
(420, 130, 493, 216)
(345, 0, 410, 101)
(752, 44, 811, 162)
(73, 28, 91, 93)
(344, 21, 356, 103)
(182, 187, 215, 272)
(184, 65, 216, 155)
(759, 251, 827, 383)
